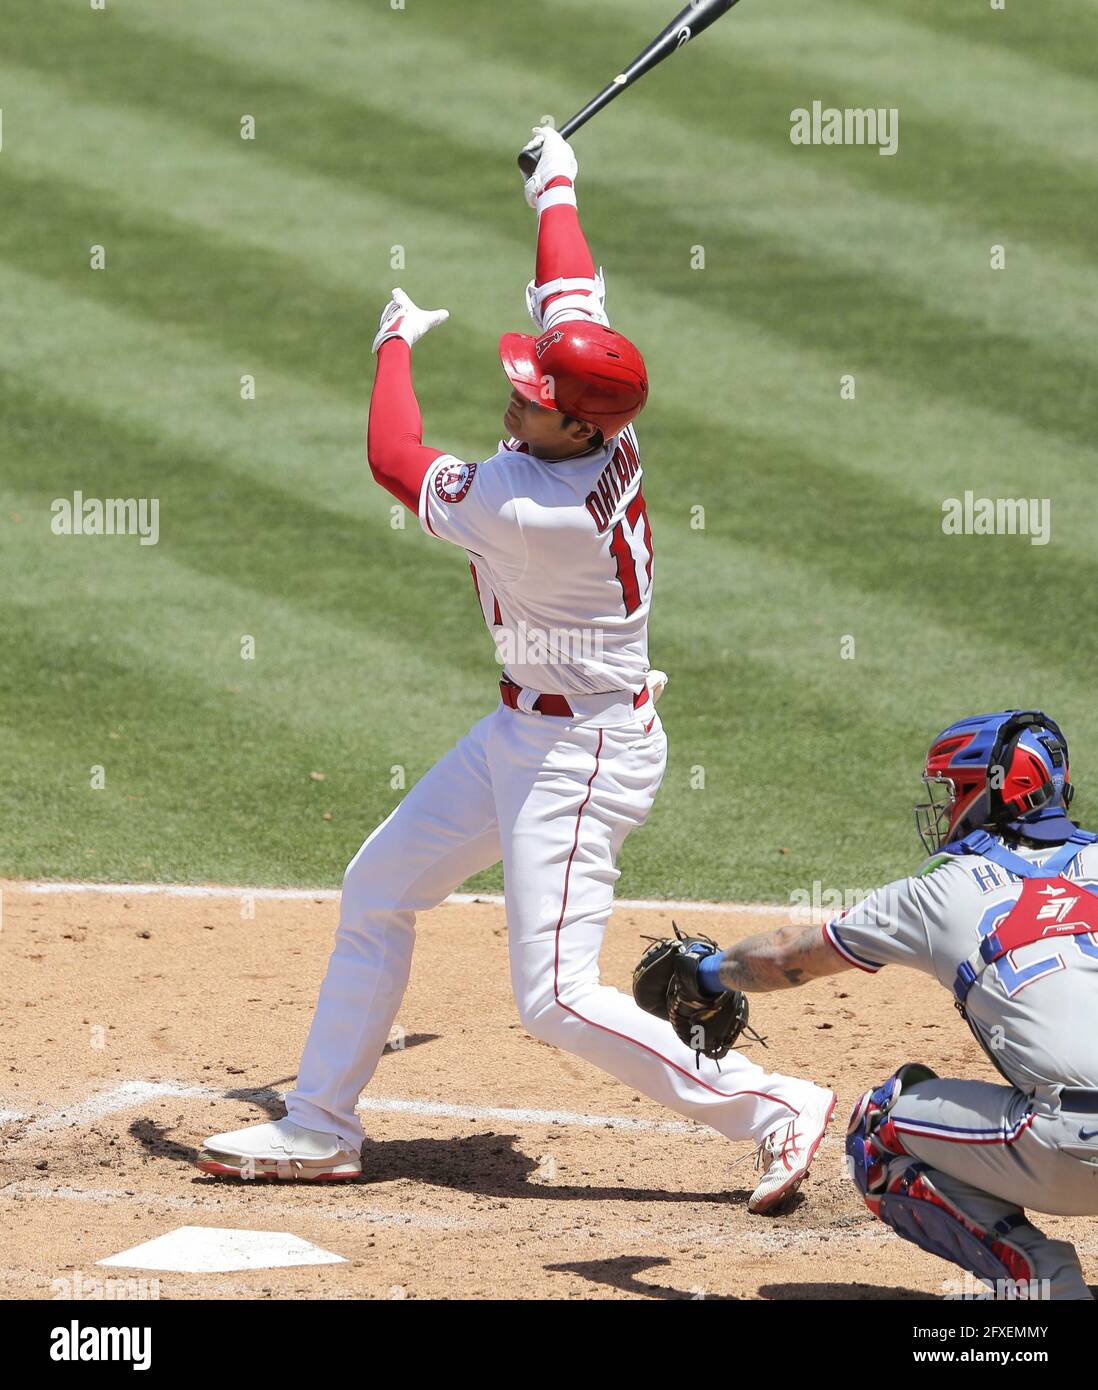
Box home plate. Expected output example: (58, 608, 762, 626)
(98, 1227, 346, 1273)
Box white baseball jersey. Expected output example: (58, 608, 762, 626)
(824, 842, 1098, 1093)
(418, 423, 652, 697)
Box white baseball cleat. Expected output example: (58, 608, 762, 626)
(748, 1088, 836, 1215)
(197, 1117, 362, 1180)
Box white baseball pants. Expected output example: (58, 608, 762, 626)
(286, 703, 823, 1151)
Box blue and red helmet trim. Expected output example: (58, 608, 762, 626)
(915, 710, 1077, 853)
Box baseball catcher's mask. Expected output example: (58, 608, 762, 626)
(915, 709, 1076, 855)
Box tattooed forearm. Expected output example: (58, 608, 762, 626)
(716, 924, 848, 993)
(715, 941, 790, 992)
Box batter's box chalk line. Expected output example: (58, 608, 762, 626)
(14, 880, 790, 917)
(1, 1077, 843, 1153)
(3, 1078, 714, 1138)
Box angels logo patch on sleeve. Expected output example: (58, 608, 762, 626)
(419, 453, 521, 560)
(434, 460, 477, 504)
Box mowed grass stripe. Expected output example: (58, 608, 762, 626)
(6, 56, 1097, 378)
(344, 0, 1093, 261)
(0, 164, 372, 402)
(7, 0, 1095, 275)
(0, 606, 415, 886)
(3, 224, 1096, 623)
(6, 334, 1091, 705)
(851, 0, 1098, 87)
(3, 593, 1091, 897)
(566, 0, 1098, 167)
(642, 414, 1098, 686)
(6, 66, 1089, 603)
(0, 372, 492, 691)
(131, 0, 1098, 177)
(0, 501, 487, 736)
(4, 304, 1086, 895)
(0, 189, 410, 522)
(2, 25, 1091, 455)
(0, 613, 903, 895)
(4, 287, 1095, 717)
(4, 0, 1094, 896)
(4, 180, 1095, 650)
(5, 321, 1091, 692)
(109, 0, 1098, 328)
(0, 393, 489, 886)
(4, 130, 1097, 496)
(5, 329, 1096, 740)
(7, 510, 1091, 898)
(5, 425, 1094, 898)
(0, 574, 903, 894)
(10, 2, 1089, 492)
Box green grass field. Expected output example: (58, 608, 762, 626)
(2, 0, 1095, 900)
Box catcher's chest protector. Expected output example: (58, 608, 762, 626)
(949, 830, 1098, 1007)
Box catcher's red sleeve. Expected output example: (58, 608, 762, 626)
(366, 339, 445, 512)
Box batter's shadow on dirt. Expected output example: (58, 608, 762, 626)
(125, 1045, 441, 1162)
(758, 1281, 929, 1300)
(547, 1261, 929, 1301)
(359, 1131, 753, 1205)
(127, 1079, 300, 1170)
(127, 1047, 440, 1172)
(132, 1116, 756, 1203)
(546, 1255, 738, 1300)
(129, 1118, 198, 1165)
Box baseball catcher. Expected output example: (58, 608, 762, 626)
(636, 710, 1098, 1299)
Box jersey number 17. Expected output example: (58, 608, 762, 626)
(609, 489, 653, 615)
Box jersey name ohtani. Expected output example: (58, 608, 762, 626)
(585, 432, 641, 532)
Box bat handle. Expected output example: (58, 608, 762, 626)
(517, 117, 580, 178)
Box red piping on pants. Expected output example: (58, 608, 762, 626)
(549, 730, 799, 1113)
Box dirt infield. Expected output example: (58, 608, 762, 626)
(1, 884, 1094, 1301)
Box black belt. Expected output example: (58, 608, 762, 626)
(1059, 1088, 1098, 1114)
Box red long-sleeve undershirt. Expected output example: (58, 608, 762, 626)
(366, 175, 597, 513)
(366, 340, 443, 512)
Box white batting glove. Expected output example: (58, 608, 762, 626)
(521, 126, 579, 209)
(371, 288, 449, 353)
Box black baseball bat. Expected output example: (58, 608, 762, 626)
(518, 0, 744, 176)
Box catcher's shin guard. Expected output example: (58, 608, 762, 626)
(845, 1064, 1037, 1289)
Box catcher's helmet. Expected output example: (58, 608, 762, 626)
(498, 321, 648, 437)
(914, 710, 1077, 855)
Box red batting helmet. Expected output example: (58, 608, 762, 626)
(499, 321, 648, 437)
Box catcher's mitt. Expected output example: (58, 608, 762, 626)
(632, 923, 765, 1065)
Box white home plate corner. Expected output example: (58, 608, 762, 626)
(99, 1226, 345, 1274)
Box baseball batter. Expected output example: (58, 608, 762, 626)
(639, 710, 1098, 1298)
(198, 128, 834, 1211)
